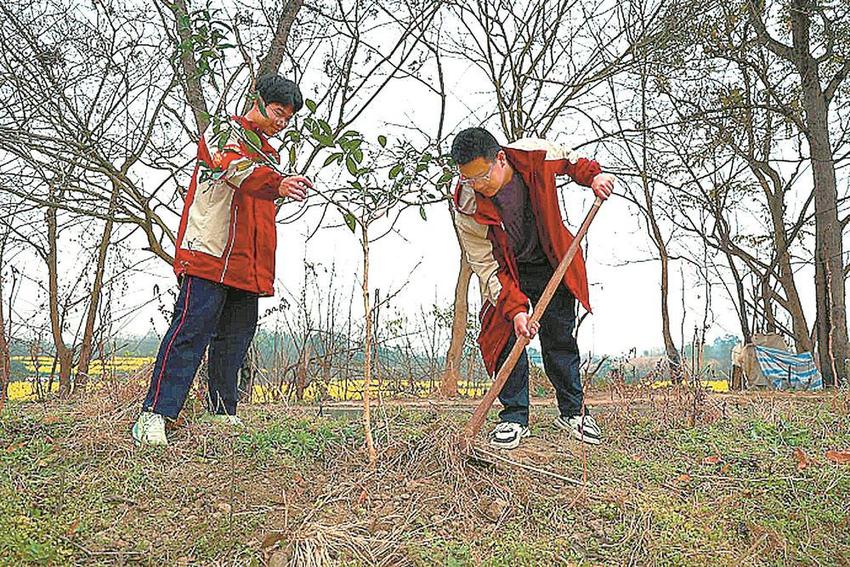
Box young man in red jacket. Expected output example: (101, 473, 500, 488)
(451, 127, 614, 449)
(132, 74, 313, 446)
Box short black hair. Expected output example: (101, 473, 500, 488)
(256, 74, 303, 112)
(450, 127, 501, 166)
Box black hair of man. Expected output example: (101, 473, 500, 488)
(257, 74, 304, 112)
(450, 127, 501, 166)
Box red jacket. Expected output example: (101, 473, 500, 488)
(453, 138, 602, 374)
(173, 116, 284, 295)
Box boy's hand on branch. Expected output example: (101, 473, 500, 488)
(513, 312, 539, 339)
(278, 176, 313, 201)
(591, 173, 615, 200)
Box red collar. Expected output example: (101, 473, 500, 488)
(234, 115, 264, 135)
(232, 115, 279, 158)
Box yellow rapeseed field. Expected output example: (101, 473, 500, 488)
(7, 356, 154, 401)
(248, 379, 491, 402)
(11, 356, 154, 374)
(6, 355, 730, 401)
(650, 379, 730, 392)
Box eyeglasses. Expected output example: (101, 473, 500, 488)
(458, 160, 497, 188)
(273, 107, 292, 125)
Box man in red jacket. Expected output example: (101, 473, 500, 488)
(132, 74, 312, 446)
(451, 127, 614, 449)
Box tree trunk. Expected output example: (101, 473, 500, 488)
(0, 271, 9, 412)
(361, 225, 377, 464)
(170, 0, 210, 135)
(295, 341, 311, 401)
(790, 1, 848, 385)
(238, 0, 305, 113)
(440, 253, 471, 397)
(637, 66, 680, 381)
(238, 343, 259, 402)
(726, 251, 752, 345)
(46, 189, 73, 398)
(811, 142, 847, 386)
(256, 1, 303, 79)
(74, 183, 119, 394)
(760, 277, 776, 334)
(767, 197, 812, 353)
(440, 201, 473, 396)
(656, 214, 681, 380)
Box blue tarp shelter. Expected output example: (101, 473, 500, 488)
(754, 346, 823, 391)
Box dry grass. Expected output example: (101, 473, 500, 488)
(1, 376, 849, 565)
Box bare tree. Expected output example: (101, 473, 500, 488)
(0, 1, 184, 263)
(0, 217, 14, 410)
(643, 0, 846, 375)
(0, 0, 187, 396)
(73, 184, 120, 393)
(611, 3, 819, 362)
(600, 1, 691, 377)
(740, 0, 850, 383)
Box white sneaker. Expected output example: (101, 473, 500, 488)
(555, 414, 601, 445)
(488, 421, 530, 450)
(203, 414, 244, 427)
(131, 412, 168, 446)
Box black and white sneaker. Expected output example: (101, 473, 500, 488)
(488, 421, 530, 450)
(555, 414, 602, 445)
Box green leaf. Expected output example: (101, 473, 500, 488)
(289, 145, 296, 166)
(323, 152, 343, 167)
(419, 206, 427, 221)
(352, 148, 363, 163)
(318, 120, 332, 137)
(343, 212, 357, 233)
(305, 99, 317, 113)
(346, 156, 358, 176)
(313, 133, 334, 147)
(243, 129, 262, 150)
(378, 135, 387, 147)
(257, 95, 268, 118)
(389, 164, 403, 179)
